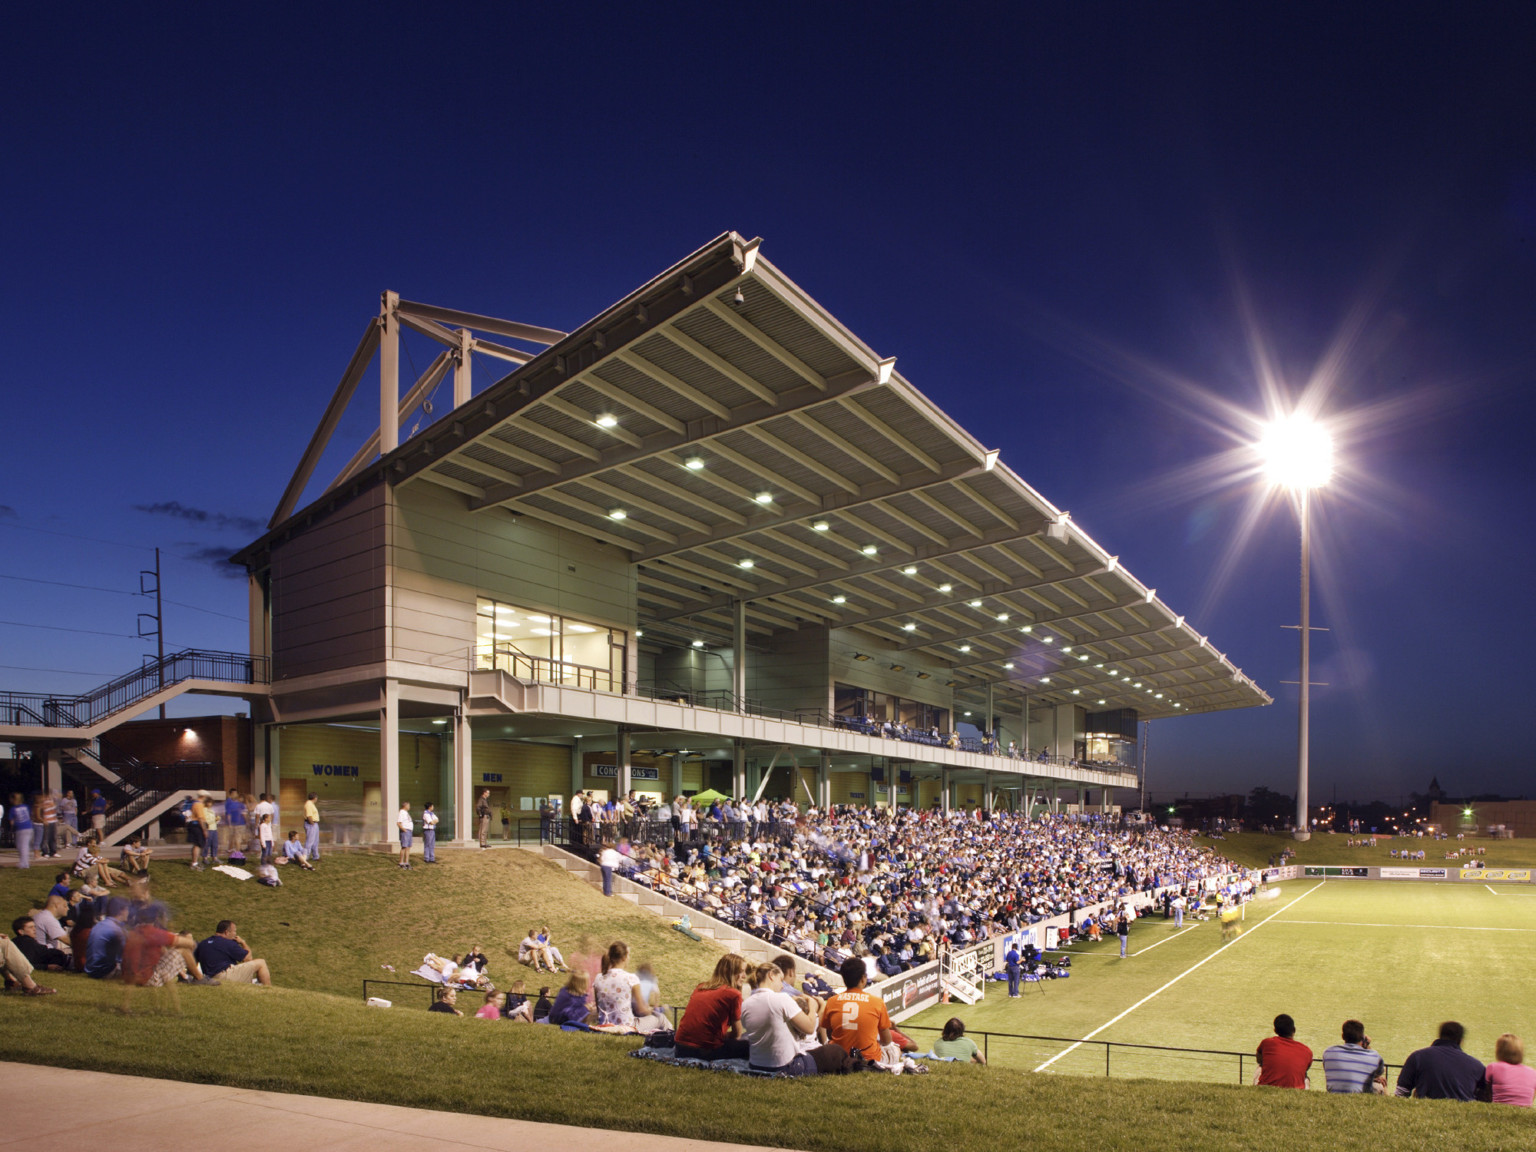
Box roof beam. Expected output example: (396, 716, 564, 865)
(613, 464, 746, 526)
(540, 395, 643, 448)
(656, 328, 779, 405)
(707, 440, 820, 505)
(785, 411, 900, 483)
(331, 348, 455, 490)
(396, 299, 565, 346)
(535, 490, 676, 544)
(837, 396, 941, 473)
(503, 417, 602, 462)
(701, 296, 826, 390)
(909, 488, 982, 536)
(609, 351, 731, 419)
(583, 376, 687, 435)
(466, 368, 879, 511)
(270, 319, 380, 528)
(742, 425, 860, 494)
(646, 517, 1048, 623)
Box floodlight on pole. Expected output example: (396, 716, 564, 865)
(1261, 414, 1332, 841)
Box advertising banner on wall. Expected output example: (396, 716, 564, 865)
(1303, 866, 1370, 877)
(1380, 867, 1448, 879)
(879, 961, 942, 1021)
(1462, 868, 1531, 882)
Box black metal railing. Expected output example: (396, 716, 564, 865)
(480, 648, 618, 692)
(0, 649, 268, 729)
(894, 1023, 1402, 1086)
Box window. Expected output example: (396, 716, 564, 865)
(475, 598, 626, 691)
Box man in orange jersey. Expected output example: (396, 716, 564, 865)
(819, 956, 893, 1062)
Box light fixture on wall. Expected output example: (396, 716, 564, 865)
(889, 663, 905, 672)
(691, 639, 705, 649)
(916, 672, 931, 680)
(854, 653, 871, 661)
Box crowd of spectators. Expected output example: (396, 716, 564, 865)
(603, 804, 1236, 974)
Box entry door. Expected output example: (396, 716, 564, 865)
(363, 785, 382, 842)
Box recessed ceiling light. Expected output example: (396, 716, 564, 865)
(608, 508, 627, 520)
(1173, 702, 1181, 708)
(684, 456, 706, 470)
(1094, 663, 1103, 668)
(861, 544, 878, 555)
(964, 711, 972, 717)
(1098, 699, 1107, 705)
(1004, 662, 1014, 669)
(996, 613, 1009, 622)
(831, 594, 847, 604)
(969, 599, 983, 608)
(812, 520, 830, 531)
(902, 566, 917, 575)
(959, 644, 971, 653)
(635, 630, 643, 637)
(1040, 676, 1051, 683)
(1041, 636, 1053, 644)
(1072, 689, 1080, 695)
(595, 413, 619, 428)
(431, 718, 447, 725)
(691, 640, 705, 648)
(1020, 625, 1032, 633)
(938, 583, 953, 593)
(902, 622, 917, 631)
(1060, 646, 1072, 653)
(738, 558, 754, 568)
(1134, 682, 1143, 688)
(1078, 654, 1089, 661)
(1154, 692, 1163, 698)
(754, 492, 774, 504)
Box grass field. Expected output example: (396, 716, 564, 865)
(906, 875, 1536, 1085)
(4, 843, 1536, 1152)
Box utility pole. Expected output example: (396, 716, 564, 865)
(139, 547, 165, 719)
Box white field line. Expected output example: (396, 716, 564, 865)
(1485, 885, 1536, 896)
(1275, 919, 1536, 933)
(1032, 881, 1326, 1074)
(1131, 924, 1199, 956)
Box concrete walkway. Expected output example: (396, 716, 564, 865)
(0, 1061, 805, 1152)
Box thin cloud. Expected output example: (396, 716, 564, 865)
(134, 501, 264, 534)
(0, 505, 16, 518)
(183, 544, 245, 579)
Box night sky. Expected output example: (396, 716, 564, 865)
(3, 5, 1533, 803)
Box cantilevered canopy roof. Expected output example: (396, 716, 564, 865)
(252, 232, 1271, 722)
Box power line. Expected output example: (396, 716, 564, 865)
(0, 573, 245, 622)
(0, 664, 115, 677)
(0, 619, 140, 638)
(0, 522, 153, 553)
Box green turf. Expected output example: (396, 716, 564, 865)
(906, 877, 1536, 1085)
(1196, 831, 1536, 870)
(5, 847, 1536, 1152)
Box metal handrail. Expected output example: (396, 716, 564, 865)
(0, 648, 269, 728)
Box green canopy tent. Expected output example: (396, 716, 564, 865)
(688, 789, 731, 805)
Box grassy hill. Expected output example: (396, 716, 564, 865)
(4, 846, 1534, 1152)
(1198, 830, 1536, 870)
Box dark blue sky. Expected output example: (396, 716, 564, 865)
(3, 4, 1533, 801)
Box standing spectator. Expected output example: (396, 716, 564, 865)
(421, 802, 438, 863)
(1397, 1022, 1485, 1100)
(58, 790, 79, 848)
(89, 789, 106, 836)
(257, 812, 275, 865)
(187, 793, 208, 871)
(1004, 940, 1021, 998)
(1322, 1019, 1387, 1093)
(475, 790, 492, 848)
(1481, 1033, 1536, 1106)
(397, 802, 414, 869)
(253, 792, 275, 836)
(37, 792, 59, 859)
(1116, 910, 1130, 958)
(599, 841, 620, 897)
(1256, 1014, 1313, 1089)
(303, 792, 321, 862)
(202, 792, 221, 866)
(8, 794, 34, 869)
(193, 920, 272, 986)
(224, 790, 248, 854)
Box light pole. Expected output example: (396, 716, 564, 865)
(1259, 416, 1332, 841)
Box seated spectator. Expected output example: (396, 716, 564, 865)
(536, 926, 570, 971)
(69, 901, 99, 972)
(740, 961, 822, 1076)
(820, 956, 894, 1064)
(593, 941, 666, 1034)
(1480, 1033, 1536, 1106)
(548, 970, 593, 1028)
(1397, 1022, 1485, 1100)
(674, 954, 750, 1061)
(0, 929, 57, 996)
(48, 871, 75, 903)
(931, 1017, 986, 1064)
(519, 927, 558, 972)
(73, 835, 128, 888)
(119, 834, 152, 876)
(501, 979, 534, 1023)
(429, 988, 463, 1015)
(1256, 1014, 1312, 1088)
(532, 985, 553, 1022)
(84, 897, 130, 978)
(30, 895, 71, 955)
(280, 830, 315, 869)
(1322, 1019, 1386, 1093)
(9, 917, 68, 971)
(193, 921, 272, 986)
(476, 991, 506, 1019)
(123, 906, 204, 987)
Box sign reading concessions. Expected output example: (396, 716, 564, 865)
(591, 764, 660, 781)
(1471, 869, 1532, 882)
(879, 961, 942, 1019)
(1380, 867, 1448, 879)
(1303, 866, 1368, 877)
(312, 764, 359, 777)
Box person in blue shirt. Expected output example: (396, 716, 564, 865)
(1005, 943, 1022, 998)
(84, 897, 130, 978)
(8, 794, 34, 869)
(89, 790, 107, 836)
(281, 831, 315, 870)
(224, 790, 248, 855)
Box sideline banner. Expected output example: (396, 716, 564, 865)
(1467, 868, 1531, 881)
(1304, 866, 1369, 877)
(1380, 867, 1448, 879)
(880, 961, 942, 1021)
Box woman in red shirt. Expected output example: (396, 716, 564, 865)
(673, 954, 749, 1061)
